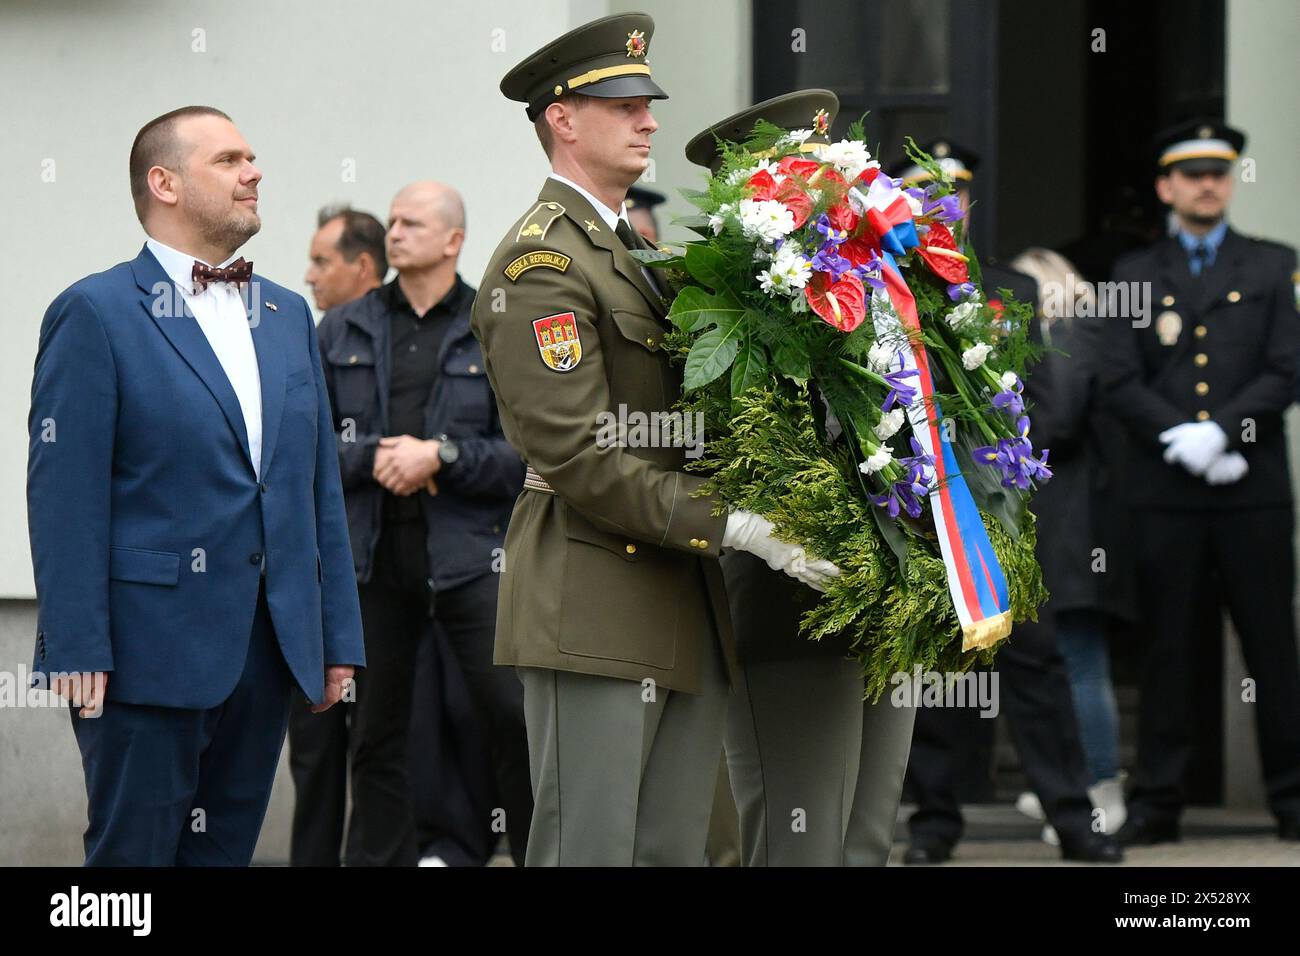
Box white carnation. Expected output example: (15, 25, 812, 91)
(947, 300, 981, 330)
(1000, 371, 1020, 390)
(962, 342, 993, 370)
(873, 408, 906, 441)
(738, 198, 796, 243)
(867, 340, 897, 372)
(858, 446, 895, 475)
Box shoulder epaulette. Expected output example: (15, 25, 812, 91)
(515, 201, 566, 242)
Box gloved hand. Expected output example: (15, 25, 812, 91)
(1204, 451, 1249, 486)
(723, 510, 841, 592)
(1159, 421, 1228, 476)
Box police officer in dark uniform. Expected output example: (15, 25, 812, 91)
(1102, 119, 1300, 845)
(891, 141, 1122, 864)
(624, 185, 666, 244)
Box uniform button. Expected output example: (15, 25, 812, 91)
(1194, 325, 1208, 338)
(1195, 382, 1209, 396)
(1161, 294, 1175, 307)
(260, 481, 269, 492)
(468, 364, 480, 373)
(1196, 410, 1211, 422)
(249, 552, 263, 565)
(697, 539, 709, 549)
(645, 337, 656, 347)
(689, 538, 700, 548)
(625, 543, 637, 555)
(348, 354, 358, 364)
(409, 344, 418, 352)
(1194, 353, 1208, 367)
(492, 524, 501, 534)
(1227, 290, 1241, 303)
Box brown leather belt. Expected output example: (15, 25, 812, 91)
(524, 465, 556, 495)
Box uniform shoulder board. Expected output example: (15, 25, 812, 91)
(515, 201, 566, 242)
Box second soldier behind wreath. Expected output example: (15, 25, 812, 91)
(1103, 119, 1300, 845)
(684, 91, 918, 867)
(472, 13, 838, 866)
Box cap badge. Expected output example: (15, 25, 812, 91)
(1198, 125, 1213, 138)
(934, 141, 950, 158)
(626, 30, 647, 58)
(812, 108, 830, 136)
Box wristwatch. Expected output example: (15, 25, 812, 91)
(436, 434, 460, 467)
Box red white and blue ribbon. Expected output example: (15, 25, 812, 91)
(863, 177, 1012, 650)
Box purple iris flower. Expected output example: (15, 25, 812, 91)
(813, 213, 848, 245)
(854, 253, 887, 291)
(811, 242, 855, 281)
(869, 488, 901, 520)
(992, 390, 1024, 417)
(946, 281, 977, 301)
(882, 363, 920, 412)
(897, 437, 936, 494)
(973, 419, 1053, 489)
(923, 192, 963, 224)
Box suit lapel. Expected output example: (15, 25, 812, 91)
(131, 246, 254, 474)
(542, 179, 667, 318)
(245, 283, 285, 478)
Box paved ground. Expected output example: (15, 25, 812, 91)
(883, 804, 1300, 866)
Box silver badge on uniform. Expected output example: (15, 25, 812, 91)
(1156, 310, 1182, 346)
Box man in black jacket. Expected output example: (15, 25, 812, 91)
(1103, 120, 1300, 846)
(317, 181, 530, 865)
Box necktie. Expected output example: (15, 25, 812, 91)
(615, 219, 639, 252)
(1188, 242, 1209, 278)
(192, 257, 253, 290)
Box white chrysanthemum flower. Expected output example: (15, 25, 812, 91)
(814, 140, 875, 179)
(1000, 371, 1020, 390)
(947, 300, 981, 330)
(867, 340, 897, 372)
(781, 129, 814, 145)
(708, 202, 733, 236)
(756, 245, 812, 297)
(962, 342, 993, 370)
(738, 198, 796, 243)
(859, 446, 895, 475)
(873, 408, 906, 441)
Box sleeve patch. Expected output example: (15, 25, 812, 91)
(505, 250, 572, 282)
(532, 312, 582, 372)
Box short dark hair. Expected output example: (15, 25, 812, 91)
(129, 105, 232, 224)
(317, 205, 388, 280)
(534, 93, 590, 160)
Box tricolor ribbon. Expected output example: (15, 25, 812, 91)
(860, 179, 1012, 651)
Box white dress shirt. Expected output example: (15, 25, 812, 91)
(146, 237, 264, 479)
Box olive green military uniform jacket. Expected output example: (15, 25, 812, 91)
(471, 177, 736, 694)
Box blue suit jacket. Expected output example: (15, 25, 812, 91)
(27, 245, 365, 709)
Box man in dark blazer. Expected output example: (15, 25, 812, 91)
(1103, 119, 1300, 845)
(27, 105, 364, 866)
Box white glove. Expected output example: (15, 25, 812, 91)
(1159, 421, 1227, 476)
(1204, 451, 1249, 486)
(723, 510, 841, 592)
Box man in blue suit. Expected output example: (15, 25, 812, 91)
(27, 105, 365, 866)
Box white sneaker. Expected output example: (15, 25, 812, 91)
(1087, 777, 1128, 833)
(418, 855, 449, 867)
(1016, 790, 1046, 821)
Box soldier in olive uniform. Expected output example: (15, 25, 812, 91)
(1102, 119, 1300, 845)
(471, 13, 838, 866)
(684, 91, 918, 867)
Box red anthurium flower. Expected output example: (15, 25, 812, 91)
(914, 222, 970, 284)
(745, 169, 779, 201)
(839, 236, 880, 267)
(827, 201, 860, 235)
(805, 271, 866, 332)
(774, 179, 813, 229)
(855, 167, 881, 188)
(777, 156, 822, 181)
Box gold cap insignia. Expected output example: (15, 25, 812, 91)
(626, 29, 647, 58)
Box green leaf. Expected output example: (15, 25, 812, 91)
(668, 286, 743, 333)
(871, 500, 910, 575)
(628, 248, 683, 269)
(684, 244, 745, 303)
(678, 188, 713, 211)
(684, 325, 741, 390)
(730, 337, 769, 399)
(670, 214, 714, 237)
(772, 337, 811, 382)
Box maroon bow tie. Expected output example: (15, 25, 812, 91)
(191, 258, 253, 290)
